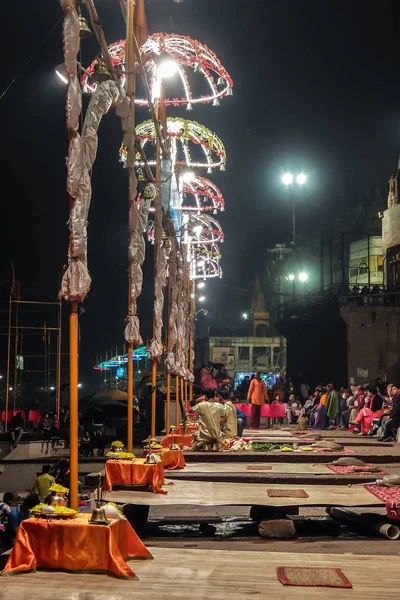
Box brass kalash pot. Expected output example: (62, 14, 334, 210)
(89, 476, 110, 525)
(169, 426, 180, 451)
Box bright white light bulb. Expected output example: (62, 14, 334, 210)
(282, 173, 293, 185)
(298, 272, 308, 282)
(193, 225, 202, 237)
(182, 171, 195, 183)
(77, 383, 82, 388)
(157, 56, 178, 79)
(197, 281, 205, 289)
(288, 274, 295, 281)
(242, 312, 248, 320)
(296, 173, 307, 185)
(198, 295, 206, 302)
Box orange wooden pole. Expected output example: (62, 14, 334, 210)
(175, 375, 179, 426)
(69, 301, 79, 511)
(166, 372, 171, 433)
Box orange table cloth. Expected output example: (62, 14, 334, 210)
(141, 449, 185, 470)
(161, 448, 186, 470)
(177, 425, 199, 435)
(160, 433, 194, 449)
(1, 513, 152, 579)
(103, 459, 166, 494)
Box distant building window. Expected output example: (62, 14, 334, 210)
(253, 347, 270, 368)
(238, 346, 249, 361)
(255, 324, 268, 337)
(359, 267, 368, 275)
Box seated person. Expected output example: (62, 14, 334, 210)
(0, 492, 14, 531)
(229, 392, 246, 436)
(5, 494, 39, 547)
(191, 389, 227, 451)
(286, 393, 301, 424)
(378, 384, 400, 442)
(220, 392, 238, 439)
(80, 431, 92, 457)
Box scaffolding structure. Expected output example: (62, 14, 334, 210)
(1, 282, 63, 430)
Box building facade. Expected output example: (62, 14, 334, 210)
(208, 278, 285, 387)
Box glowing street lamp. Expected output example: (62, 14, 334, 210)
(296, 173, 307, 185)
(298, 271, 309, 282)
(281, 171, 309, 295)
(282, 173, 293, 186)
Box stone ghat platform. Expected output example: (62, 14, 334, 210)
(3, 547, 400, 600)
(164, 461, 399, 486)
(107, 480, 383, 509)
(183, 445, 400, 463)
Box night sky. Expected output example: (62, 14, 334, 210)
(1, 0, 400, 390)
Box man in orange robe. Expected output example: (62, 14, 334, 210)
(247, 372, 268, 429)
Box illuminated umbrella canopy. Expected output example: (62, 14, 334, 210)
(183, 213, 224, 244)
(82, 34, 233, 108)
(179, 173, 225, 213)
(148, 213, 224, 245)
(120, 117, 226, 172)
(189, 243, 222, 280)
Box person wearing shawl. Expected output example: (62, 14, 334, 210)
(191, 390, 227, 451)
(325, 383, 342, 425)
(312, 387, 329, 430)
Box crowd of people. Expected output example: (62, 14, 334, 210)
(245, 375, 400, 442)
(195, 366, 400, 444)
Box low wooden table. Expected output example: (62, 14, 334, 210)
(160, 433, 194, 449)
(141, 449, 186, 470)
(103, 459, 166, 494)
(1, 513, 152, 579)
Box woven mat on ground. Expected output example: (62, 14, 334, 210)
(315, 447, 355, 453)
(267, 488, 309, 498)
(327, 465, 387, 475)
(245, 465, 272, 470)
(276, 566, 352, 588)
(364, 484, 400, 520)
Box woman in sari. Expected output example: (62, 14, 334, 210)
(354, 387, 383, 435)
(200, 363, 218, 393)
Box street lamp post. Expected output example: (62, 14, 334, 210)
(282, 172, 307, 296)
